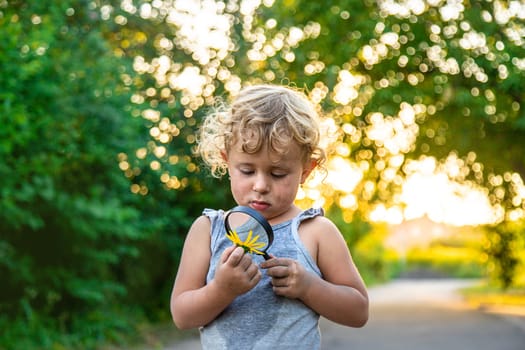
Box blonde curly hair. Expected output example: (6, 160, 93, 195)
(197, 84, 326, 178)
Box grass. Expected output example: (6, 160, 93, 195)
(460, 282, 525, 310)
(403, 236, 525, 314)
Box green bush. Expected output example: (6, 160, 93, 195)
(405, 244, 485, 278)
(484, 220, 525, 289)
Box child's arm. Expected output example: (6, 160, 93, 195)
(261, 216, 369, 327)
(170, 215, 262, 329)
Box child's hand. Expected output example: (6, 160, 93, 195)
(260, 257, 313, 299)
(214, 246, 261, 297)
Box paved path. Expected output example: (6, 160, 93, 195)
(167, 279, 525, 350)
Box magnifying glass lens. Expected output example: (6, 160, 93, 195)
(225, 206, 273, 259)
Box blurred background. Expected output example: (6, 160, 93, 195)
(1, 0, 524, 348)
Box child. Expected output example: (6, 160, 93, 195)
(170, 84, 368, 349)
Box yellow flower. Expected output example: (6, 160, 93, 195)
(226, 229, 266, 255)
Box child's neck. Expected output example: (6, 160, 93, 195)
(267, 205, 302, 226)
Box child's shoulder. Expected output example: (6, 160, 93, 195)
(299, 209, 340, 234)
(189, 214, 212, 230)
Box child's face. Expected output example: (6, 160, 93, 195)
(225, 140, 313, 222)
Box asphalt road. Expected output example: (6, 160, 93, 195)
(168, 279, 525, 350)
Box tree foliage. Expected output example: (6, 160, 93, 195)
(2, 0, 525, 347)
(113, 0, 524, 287)
(107, 0, 525, 218)
(0, 0, 149, 345)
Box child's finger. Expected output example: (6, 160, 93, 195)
(220, 245, 237, 263)
(225, 246, 245, 266)
(260, 256, 285, 269)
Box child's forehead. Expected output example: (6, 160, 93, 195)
(229, 139, 303, 161)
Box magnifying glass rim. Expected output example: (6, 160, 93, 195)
(224, 205, 274, 247)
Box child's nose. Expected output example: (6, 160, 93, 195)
(253, 175, 269, 193)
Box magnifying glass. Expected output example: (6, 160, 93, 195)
(224, 206, 274, 260)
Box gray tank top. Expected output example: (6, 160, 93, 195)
(200, 208, 324, 350)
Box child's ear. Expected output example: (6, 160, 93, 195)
(300, 159, 317, 184)
(221, 151, 232, 178)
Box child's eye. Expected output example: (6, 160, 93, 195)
(271, 173, 287, 178)
(240, 169, 254, 175)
